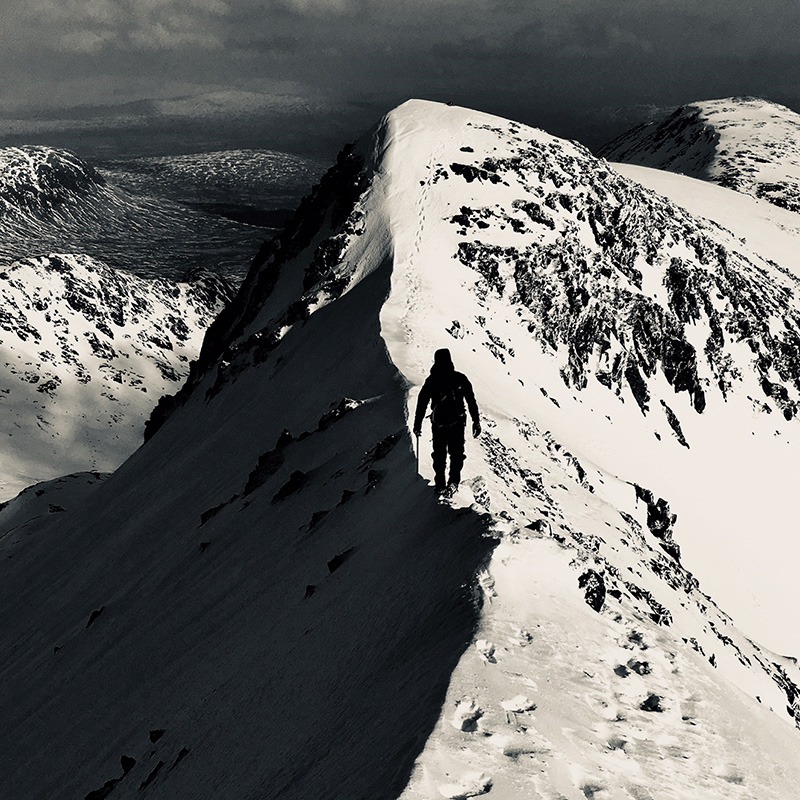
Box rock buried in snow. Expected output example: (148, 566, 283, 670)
(438, 772, 493, 798)
(475, 639, 496, 663)
(451, 697, 483, 731)
(500, 694, 536, 713)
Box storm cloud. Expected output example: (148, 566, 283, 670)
(2, 0, 798, 157)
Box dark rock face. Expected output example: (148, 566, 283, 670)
(634, 485, 681, 561)
(578, 569, 606, 612)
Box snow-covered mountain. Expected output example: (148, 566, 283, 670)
(599, 97, 800, 213)
(2, 100, 800, 799)
(0, 145, 267, 280)
(0, 253, 232, 500)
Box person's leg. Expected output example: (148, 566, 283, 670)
(447, 424, 466, 487)
(431, 425, 447, 491)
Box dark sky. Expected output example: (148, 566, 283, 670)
(2, 0, 799, 160)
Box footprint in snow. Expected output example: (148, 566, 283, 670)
(451, 697, 483, 732)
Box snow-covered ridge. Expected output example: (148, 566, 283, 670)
(0, 145, 266, 280)
(2, 101, 800, 799)
(599, 97, 800, 213)
(0, 253, 233, 500)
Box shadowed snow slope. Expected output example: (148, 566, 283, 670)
(0, 254, 232, 500)
(2, 100, 800, 799)
(599, 97, 800, 214)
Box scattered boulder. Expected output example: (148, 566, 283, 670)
(640, 694, 664, 712)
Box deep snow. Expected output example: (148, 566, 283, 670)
(2, 99, 799, 800)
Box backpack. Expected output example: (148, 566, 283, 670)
(430, 377, 465, 426)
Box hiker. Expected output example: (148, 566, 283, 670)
(413, 348, 481, 496)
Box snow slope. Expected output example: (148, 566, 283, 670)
(599, 97, 800, 213)
(2, 100, 800, 799)
(0, 253, 232, 500)
(0, 145, 266, 280)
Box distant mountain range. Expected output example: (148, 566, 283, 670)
(0, 144, 321, 280)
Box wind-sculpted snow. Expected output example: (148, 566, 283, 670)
(2, 101, 800, 800)
(0, 253, 233, 499)
(600, 97, 800, 214)
(0, 145, 266, 280)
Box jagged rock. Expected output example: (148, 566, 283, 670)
(640, 694, 664, 712)
(271, 471, 308, 503)
(86, 606, 105, 628)
(578, 569, 606, 612)
(327, 547, 356, 574)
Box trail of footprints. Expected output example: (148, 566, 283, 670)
(436, 599, 746, 800)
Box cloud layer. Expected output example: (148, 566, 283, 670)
(2, 0, 799, 155)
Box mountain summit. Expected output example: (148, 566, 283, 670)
(599, 97, 800, 213)
(2, 100, 800, 799)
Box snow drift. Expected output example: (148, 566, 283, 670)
(2, 100, 800, 799)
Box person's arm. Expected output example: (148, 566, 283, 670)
(461, 374, 481, 437)
(413, 380, 431, 435)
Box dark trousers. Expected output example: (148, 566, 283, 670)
(431, 423, 465, 489)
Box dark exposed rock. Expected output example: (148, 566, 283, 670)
(338, 489, 356, 506)
(244, 448, 285, 496)
(640, 694, 664, 712)
(327, 547, 356, 574)
(318, 398, 361, 431)
(199, 496, 238, 526)
(308, 510, 330, 530)
(634, 485, 681, 561)
(84, 778, 120, 800)
(121, 756, 136, 774)
(139, 761, 164, 790)
(271, 471, 308, 504)
(169, 748, 190, 771)
(660, 400, 689, 448)
(149, 729, 165, 743)
(86, 606, 105, 628)
(363, 431, 403, 464)
(450, 162, 502, 184)
(578, 569, 606, 612)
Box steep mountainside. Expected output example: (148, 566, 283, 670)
(599, 97, 800, 213)
(1, 101, 799, 800)
(0, 145, 266, 279)
(0, 254, 232, 500)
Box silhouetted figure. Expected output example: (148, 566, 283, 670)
(413, 348, 481, 495)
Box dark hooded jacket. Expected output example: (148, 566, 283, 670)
(414, 349, 479, 431)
